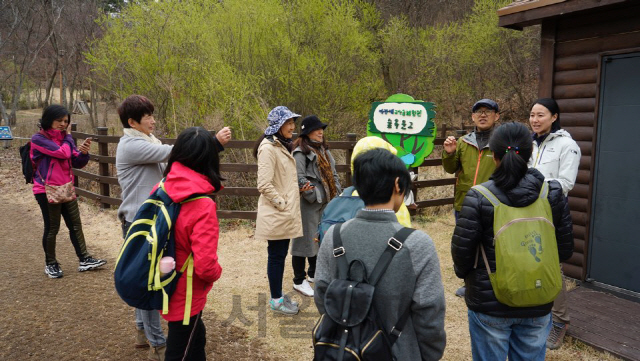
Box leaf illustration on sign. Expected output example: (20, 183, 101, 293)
(367, 94, 436, 168)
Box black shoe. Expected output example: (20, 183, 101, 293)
(45, 263, 63, 278)
(78, 257, 107, 272)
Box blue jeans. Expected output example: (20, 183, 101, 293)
(468, 310, 551, 361)
(135, 308, 167, 347)
(267, 239, 290, 299)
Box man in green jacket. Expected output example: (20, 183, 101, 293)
(443, 99, 499, 297)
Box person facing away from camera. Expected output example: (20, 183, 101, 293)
(451, 122, 574, 361)
(291, 115, 342, 298)
(158, 127, 223, 361)
(31, 104, 106, 279)
(315, 148, 447, 361)
(253, 106, 304, 315)
(443, 98, 500, 298)
(528, 98, 581, 351)
(115, 94, 230, 360)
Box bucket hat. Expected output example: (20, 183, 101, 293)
(265, 106, 301, 136)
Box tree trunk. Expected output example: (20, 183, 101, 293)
(0, 94, 10, 125)
(9, 75, 25, 126)
(88, 81, 96, 129)
(44, 63, 58, 107)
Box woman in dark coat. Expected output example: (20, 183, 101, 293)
(291, 115, 341, 298)
(451, 122, 574, 361)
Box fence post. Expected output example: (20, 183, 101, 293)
(345, 133, 357, 187)
(440, 123, 448, 139)
(71, 123, 79, 187)
(97, 127, 110, 209)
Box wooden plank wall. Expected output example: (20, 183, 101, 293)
(544, 3, 640, 279)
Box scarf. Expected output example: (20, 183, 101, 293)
(123, 127, 162, 145)
(272, 133, 293, 153)
(312, 143, 338, 201)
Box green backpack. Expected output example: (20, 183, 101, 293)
(473, 181, 562, 307)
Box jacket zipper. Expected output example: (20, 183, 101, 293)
(473, 149, 484, 186)
(494, 217, 555, 240)
(533, 135, 552, 167)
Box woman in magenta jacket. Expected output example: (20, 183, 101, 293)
(159, 127, 223, 361)
(31, 105, 105, 278)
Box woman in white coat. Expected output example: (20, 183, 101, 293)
(528, 98, 581, 351)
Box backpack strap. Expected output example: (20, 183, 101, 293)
(368, 227, 415, 286)
(369, 227, 415, 344)
(332, 223, 349, 280)
(539, 181, 549, 200)
(181, 254, 194, 325)
(472, 184, 501, 208)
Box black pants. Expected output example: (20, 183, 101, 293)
(35, 193, 89, 264)
(292, 255, 316, 285)
(267, 239, 290, 299)
(165, 312, 206, 361)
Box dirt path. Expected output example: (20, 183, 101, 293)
(0, 151, 280, 361)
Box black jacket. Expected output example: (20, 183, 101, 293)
(451, 168, 574, 318)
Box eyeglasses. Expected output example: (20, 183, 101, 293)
(473, 110, 496, 116)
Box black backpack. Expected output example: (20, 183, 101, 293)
(19, 142, 34, 184)
(312, 223, 415, 361)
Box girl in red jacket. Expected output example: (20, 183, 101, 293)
(160, 127, 223, 361)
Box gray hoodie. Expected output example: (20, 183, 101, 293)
(314, 210, 446, 361)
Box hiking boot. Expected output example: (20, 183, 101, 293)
(547, 321, 568, 350)
(455, 286, 466, 298)
(283, 294, 299, 308)
(148, 345, 166, 361)
(135, 329, 149, 348)
(293, 280, 314, 297)
(270, 297, 299, 315)
(78, 257, 107, 272)
(44, 263, 63, 278)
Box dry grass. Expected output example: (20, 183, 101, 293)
(2, 109, 620, 360)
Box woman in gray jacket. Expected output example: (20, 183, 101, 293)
(291, 115, 341, 298)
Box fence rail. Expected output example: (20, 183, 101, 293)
(67, 124, 471, 220)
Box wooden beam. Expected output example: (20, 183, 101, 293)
(555, 54, 599, 71)
(499, 0, 627, 29)
(540, 19, 557, 98)
(497, 0, 566, 17)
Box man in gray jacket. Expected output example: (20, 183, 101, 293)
(116, 94, 230, 360)
(314, 148, 446, 360)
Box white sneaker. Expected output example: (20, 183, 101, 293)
(293, 279, 314, 297)
(307, 277, 314, 283)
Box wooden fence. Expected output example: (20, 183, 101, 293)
(70, 124, 471, 220)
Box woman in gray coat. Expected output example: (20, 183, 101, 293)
(291, 115, 341, 297)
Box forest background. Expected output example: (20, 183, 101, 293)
(0, 0, 539, 140)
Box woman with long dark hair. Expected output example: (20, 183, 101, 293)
(528, 98, 581, 350)
(160, 127, 223, 361)
(290, 115, 341, 297)
(253, 106, 305, 315)
(31, 104, 106, 278)
(452, 122, 574, 361)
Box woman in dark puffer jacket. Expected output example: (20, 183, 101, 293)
(451, 122, 574, 361)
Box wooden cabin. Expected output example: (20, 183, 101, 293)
(498, 0, 640, 295)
